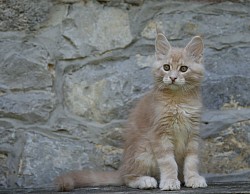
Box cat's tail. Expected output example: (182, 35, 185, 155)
(55, 170, 123, 191)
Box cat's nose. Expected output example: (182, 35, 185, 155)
(170, 76, 177, 82)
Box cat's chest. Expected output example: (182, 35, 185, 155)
(164, 104, 198, 130)
(161, 104, 200, 153)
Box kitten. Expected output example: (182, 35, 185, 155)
(55, 31, 207, 191)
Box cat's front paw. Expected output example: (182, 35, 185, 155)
(128, 176, 157, 189)
(159, 179, 180, 190)
(185, 175, 207, 188)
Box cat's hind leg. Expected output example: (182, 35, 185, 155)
(121, 150, 158, 189)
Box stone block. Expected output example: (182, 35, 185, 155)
(0, 0, 52, 31)
(58, 1, 133, 59)
(201, 109, 250, 174)
(63, 56, 152, 123)
(0, 40, 53, 91)
(0, 92, 55, 123)
(17, 131, 90, 188)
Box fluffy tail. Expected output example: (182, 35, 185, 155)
(55, 170, 123, 191)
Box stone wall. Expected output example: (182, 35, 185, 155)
(0, 0, 249, 188)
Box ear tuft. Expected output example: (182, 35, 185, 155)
(155, 32, 171, 60)
(185, 36, 203, 63)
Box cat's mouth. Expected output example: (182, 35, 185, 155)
(162, 77, 185, 90)
(165, 81, 186, 90)
(168, 83, 180, 90)
(166, 81, 183, 86)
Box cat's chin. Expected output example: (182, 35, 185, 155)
(167, 84, 181, 91)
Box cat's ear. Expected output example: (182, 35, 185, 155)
(185, 36, 203, 63)
(155, 33, 171, 60)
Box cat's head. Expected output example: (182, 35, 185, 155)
(153, 32, 204, 92)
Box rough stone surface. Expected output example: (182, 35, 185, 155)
(0, 0, 52, 31)
(17, 131, 90, 188)
(0, 40, 53, 91)
(0, 92, 55, 123)
(201, 109, 250, 175)
(63, 56, 152, 123)
(0, 0, 249, 189)
(58, 1, 133, 59)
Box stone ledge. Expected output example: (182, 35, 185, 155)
(0, 182, 249, 194)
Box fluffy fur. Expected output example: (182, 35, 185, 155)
(55, 31, 207, 191)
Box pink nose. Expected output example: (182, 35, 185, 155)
(170, 77, 177, 82)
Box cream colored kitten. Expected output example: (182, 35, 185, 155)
(55, 31, 207, 191)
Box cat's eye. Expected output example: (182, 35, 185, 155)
(179, 66, 188, 72)
(163, 64, 170, 71)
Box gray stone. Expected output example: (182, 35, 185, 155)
(204, 47, 250, 77)
(201, 109, 250, 139)
(0, 40, 53, 91)
(17, 131, 90, 188)
(0, 153, 8, 187)
(47, 113, 125, 171)
(202, 76, 250, 109)
(206, 171, 250, 183)
(63, 56, 152, 123)
(125, 0, 144, 6)
(0, 0, 53, 31)
(94, 144, 123, 170)
(0, 120, 15, 142)
(0, 92, 55, 123)
(141, 20, 163, 40)
(58, 1, 133, 59)
(201, 109, 250, 174)
(0, 121, 18, 187)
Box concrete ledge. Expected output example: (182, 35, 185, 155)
(0, 182, 249, 194)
